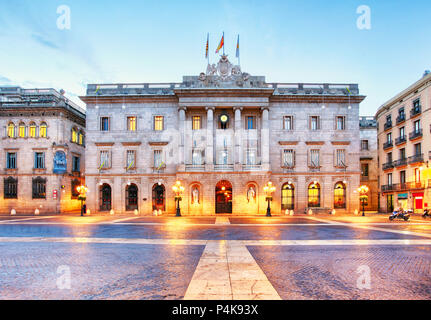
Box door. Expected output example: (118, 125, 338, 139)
(126, 184, 138, 211)
(215, 181, 232, 214)
(152, 184, 165, 211)
(100, 184, 112, 211)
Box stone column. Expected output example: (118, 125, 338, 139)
(261, 107, 270, 170)
(178, 107, 186, 171)
(234, 107, 243, 171)
(205, 107, 215, 171)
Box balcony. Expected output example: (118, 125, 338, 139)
(406, 181, 425, 190)
(185, 164, 205, 172)
(382, 161, 394, 170)
(393, 158, 407, 167)
(383, 121, 392, 131)
(408, 154, 424, 164)
(382, 184, 396, 192)
(410, 106, 421, 118)
(242, 164, 263, 171)
(395, 135, 407, 145)
(409, 129, 423, 140)
(214, 164, 234, 172)
(396, 114, 406, 124)
(383, 141, 393, 150)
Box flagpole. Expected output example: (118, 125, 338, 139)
(207, 33, 210, 65)
(223, 31, 225, 55)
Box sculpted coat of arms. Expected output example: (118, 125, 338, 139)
(199, 54, 249, 87)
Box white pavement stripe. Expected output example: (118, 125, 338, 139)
(109, 216, 142, 224)
(304, 216, 431, 239)
(184, 240, 281, 300)
(0, 216, 57, 224)
(215, 217, 231, 225)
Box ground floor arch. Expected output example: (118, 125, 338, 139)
(126, 183, 138, 211)
(215, 180, 232, 214)
(281, 182, 295, 210)
(152, 184, 165, 211)
(99, 183, 112, 211)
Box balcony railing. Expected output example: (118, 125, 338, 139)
(383, 141, 393, 149)
(410, 106, 422, 117)
(396, 114, 406, 124)
(382, 181, 425, 193)
(406, 181, 425, 189)
(395, 136, 407, 145)
(242, 164, 263, 171)
(409, 129, 423, 140)
(408, 154, 424, 164)
(382, 161, 394, 170)
(382, 184, 396, 192)
(185, 164, 205, 172)
(384, 121, 392, 130)
(214, 164, 234, 171)
(393, 158, 407, 167)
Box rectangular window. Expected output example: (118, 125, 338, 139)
(400, 171, 406, 184)
(336, 116, 345, 130)
(336, 149, 346, 167)
(283, 149, 295, 167)
(387, 152, 392, 163)
(246, 116, 256, 130)
(415, 168, 421, 183)
(400, 126, 405, 137)
(387, 173, 393, 186)
(32, 177, 46, 199)
(34, 152, 45, 169)
(415, 143, 422, 155)
(414, 119, 421, 132)
(387, 132, 392, 143)
(99, 150, 111, 169)
(72, 156, 80, 172)
(310, 149, 320, 167)
(100, 117, 110, 131)
(361, 140, 369, 150)
(154, 116, 164, 131)
(127, 117, 137, 131)
(126, 150, 136, 169)
(192, 116, 201, 130)
(361, 164, 369, 177)
(245, 149, 257, 165)
(283, 116, 293, 130)
(400, 148, 406, 159)
(4, 177, 17, 199)
(192, 149, 203, 165)
(6, 152, 16, 169)
(153, 150, 163, 168)
(310, 116, 320, 130)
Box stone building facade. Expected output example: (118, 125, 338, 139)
(376, 71, 431, 213)
(0, 87, 86, 214)
(81, 56, 365, 215)
(359, 116, 379, 211)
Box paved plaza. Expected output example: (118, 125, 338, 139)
(0, 214, 430, 300)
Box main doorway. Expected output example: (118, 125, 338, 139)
(152, 184, 165, 211)
(99, 184, 112, 211)
(215, 180, 232, 214)
(126, 184, 138, 211)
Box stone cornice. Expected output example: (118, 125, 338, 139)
(278, 141, 299, 145)
(270, 95, 366, 104)
(121, 142, 142, 146)
(331, 141, 351, 145)
(148, 141, 169, 146)
(305, 141, 325, 145)
(95, 142, 115, 147)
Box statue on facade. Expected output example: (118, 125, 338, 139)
(247, 186, 256, 203)
(192, 187, 200, 204)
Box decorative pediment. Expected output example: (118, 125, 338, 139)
(278, 141, 299, 145)
(331, 141, 351, 145)
(95, 142, 115, 147)
(305, 141, 325, 145)
(148, 141, 169, 146)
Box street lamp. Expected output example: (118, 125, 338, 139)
(172, 180, 185, 217)
(357, 185, 369, 217)
(264, 181, 276, 217)
(77, 185, 88, 217)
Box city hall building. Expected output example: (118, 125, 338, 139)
(81, 55, 366, 215)
(0, 87, 86, 214)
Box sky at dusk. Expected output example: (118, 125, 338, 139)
(0, 0, 430, 115)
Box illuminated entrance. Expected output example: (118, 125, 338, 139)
(152, 184, 166, 211)
(215, 180, 232, 214)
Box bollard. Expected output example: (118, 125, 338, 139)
(86, 209, 91, 216)
(285, 209, 289, 215)
(109, 209, 115, 215)
(158, 209, 162, 216)
(10, 209, 16, 216)
(153, 210, 158, 216)
(34, 208, 40, 215)
(331, 209, 336, 215)
(290, 210, 294, 216)
(134, 209, 139, 216)
(308, 209, 313, 215)
(354, 209, 359, 215)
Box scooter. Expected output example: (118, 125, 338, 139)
(389, 208, 410, 221)
(423, 209, 431, 218)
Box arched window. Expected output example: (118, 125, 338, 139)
(32, 177, 46, 199)
(29, 122, 37, 138)
(71, 179, 80, 199)
(334, 182, 346, 209)
(39, 122, 47, 138)
(99, 184, 112, 211)
(281, 183, 295, 210)
(7, 123, 15, 138)
(126, 184, 138, 211)
(308, 182, 321, 208)
(4, 177, 18, 199)
(78, 131, 84, 145)
(18, 122, 26, 138)
(71, 128, 78, 143)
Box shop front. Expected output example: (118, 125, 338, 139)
(412, 192, 424, 213)
(397, 193, 408, 211)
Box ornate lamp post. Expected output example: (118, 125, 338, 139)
(264, 181, 276, 217)
(172, 180, 185, 217)
(77, 185, 88, 217)
(357, 185, 369, 217)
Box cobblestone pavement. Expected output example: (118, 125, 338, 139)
(0, 214, 430, 300)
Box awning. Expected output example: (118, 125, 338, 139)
(397, 193, 408, 199)
(412, 192, 424, 198)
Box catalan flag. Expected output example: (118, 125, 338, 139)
(346, 87, 351, 95)
(215, 33, 224, 54)
(205, 33, 209, 59)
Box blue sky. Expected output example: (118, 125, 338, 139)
(0, 0, 430, 115)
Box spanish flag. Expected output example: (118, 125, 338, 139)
(205, 33, 209, 59)
(215, 33, 224, 54)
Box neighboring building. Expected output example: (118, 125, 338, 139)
(359, 116, 378, 211)
(0, 87, 86, 214)
(376, 71, 431, 213)
(81, 55, 366, 215)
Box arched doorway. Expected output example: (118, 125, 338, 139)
(126, 184, 138, 211)
(281, 183, 295, 210)
(99, 184, 112, 211)
(215, 180, 232, 214)
(308, 182, 321, 208)
(334, 182, 346, 209)
(152, 184, 165, 211)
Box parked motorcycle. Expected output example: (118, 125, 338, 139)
(423, 209, 431, 218)
(389, 208, 410, 221)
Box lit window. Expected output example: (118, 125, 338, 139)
(18, 123, 26, 137)
(308, 183, 320, 207)
(71, 128, 78, 143)
(29, 123, 36, 138)
(192, 116, 201, 130)
(415, 168, 421, 183)
(127, 117, 137, 131)
(154, 116, 164, 131)
(7, 123, 15, 138)
(334, 182, 346, 209)
(39, 123, 47, 138)
(78, 132, 84, 145)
